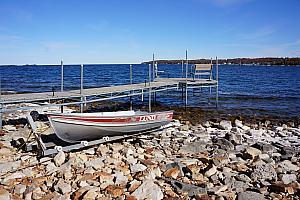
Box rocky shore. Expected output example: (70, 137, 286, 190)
(0, 109, 300, 199)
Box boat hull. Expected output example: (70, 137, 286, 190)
(48, 111, 173, 143)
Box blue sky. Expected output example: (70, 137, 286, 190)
(0, 0, 300, 64)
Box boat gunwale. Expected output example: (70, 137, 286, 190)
(47, 110, 174, 119)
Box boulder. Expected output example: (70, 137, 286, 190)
(219, 120, 232, 130)
(0, 189, 11, 200)
(251, 163, 277, 181)
(54, 151, 65, 167)
(54, 179, 72, 194)
(132, 179, 163, 200)
(277, 160, 299, 172)
(280, 174, 297, 184)
(130, 164, 147, 173)
(238, 191, 265, 200)
(244, 147, 262, 159)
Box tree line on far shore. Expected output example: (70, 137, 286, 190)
(142, 57, 300, 66)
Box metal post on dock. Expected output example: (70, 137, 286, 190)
(80, 64, 84, 113)
(209, 58, 212, 96)
(61, 60, 64, 92)
(130, 64, 133, 110)
(148, 64, 151, 112)
(185, 50, 188, 110)
(181, 60, 184, 78)
(80, 64, 83, 94)
(152, 54, 155, 81)
(216, 56, 219, 108)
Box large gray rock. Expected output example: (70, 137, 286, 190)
(2, 172, 25, 184)
(235, 119, 243, 128)
(130, 164, 147, 173)
(277, 160, 300, 172)
(219, 120, 232, 130)
(84, 157, 105, 170)
(163, 162, 186, 177)
(251, 163, 277, 181)
(132, 179, 163, 200)
(204, 164, 217, 177)
(114, 171, 128, 186)
(238, 191, 265, 200)
(54, 151, 65, 167)
(0, 161, 21, 174)
(244, 147, 262, 159)
(280, 174, 297, 184)
(54, 179, 72, 194)
(167, 178, 206, 197)
(179, 141, 207, 154)
(214, 138, 235, 151)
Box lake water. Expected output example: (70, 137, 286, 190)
(0, 64, 299, 117)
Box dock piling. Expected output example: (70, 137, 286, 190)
(148, 64, 152, 112)
(185, 50, 188, 110)
(61, 60, 64, 92)
(216, 56, 219, 108)
(130, 64, 133, 110)
(80, 64, 84, 94)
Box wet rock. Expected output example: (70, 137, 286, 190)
(251, 163, 277, 181)
(54, 151, 65, 167)
(279, 174, 297, 184)
(132, 179, 163, 200)
(130, 163, 147, 173)
(219, 120, 232, 130)
(237, 191, 265, 200)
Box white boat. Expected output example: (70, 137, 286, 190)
(48, 110, 173, 143)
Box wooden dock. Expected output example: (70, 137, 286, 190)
(0, 60, 219, 130)
(0, 78, 217, 105)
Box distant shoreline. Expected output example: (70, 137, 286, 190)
(142, 57, 300, 66)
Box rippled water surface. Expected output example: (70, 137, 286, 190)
(1, 64, 299, 117)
